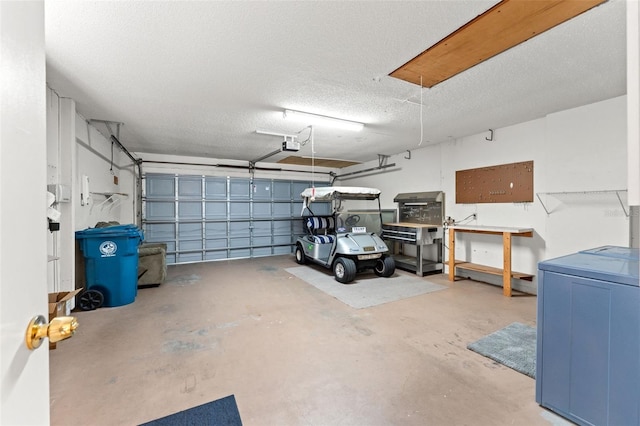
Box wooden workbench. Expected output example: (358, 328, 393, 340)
(447, 225, 534, 297)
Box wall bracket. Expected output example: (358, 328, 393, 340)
(378, 154, 391, 167)
(536, 189, 629, 216)
(89, 119, 124, 140)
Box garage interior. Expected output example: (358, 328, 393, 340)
(12, 0, 639, 424)
(51, 257, 543, 425)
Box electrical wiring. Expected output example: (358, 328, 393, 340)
(297, 126, 313, 146)
(418, 75, 423, 146)
(441, 213, 477, 250)
(454, 213, 477, 225)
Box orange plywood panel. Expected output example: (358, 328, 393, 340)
(390, 0, 606, 88)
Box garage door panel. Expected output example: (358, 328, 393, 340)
(273, 235, 291, 245)
(205, 250, 227, 261)
(230, 179, 250, 199)
(146, 174, 175, 198)
(230, 202, 250, 218)
(147, 202, 175, 221)
(273, 202, 291, 217)
(230, 238, 250, 248)
(291, 182, 309, 198)
(252, 179, 272, 200)
(274, 246, 292, 255)
(253, 203, 271, 218)
(252, 247, 271, 256)
(145, 223, 175, 241)
(178, 201, 202, 219)
(144, 175, 324, 264)
(205, 239, 226, 250)
(252, 236, 271, 246)
(205, 202, 226, 219)
(273, 220, 291, 235)
(229, 248, 250, 258)
(178, 239, 202, 251)
(178, 252, 203, 263)
(252, 221, 271, 236)
(178, 176, 202, 198)
(273, 181, 291, 200)
(229, 221, 250, 237)
(179, 223, 202, 240)
(205, 178, 226, 199)
(205, 222, 226, 238)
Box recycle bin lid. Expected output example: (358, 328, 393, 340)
(75, 224, 143, 239)
(579, 245, 640, 261)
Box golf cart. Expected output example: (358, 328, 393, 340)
(294, 186, 395, 283)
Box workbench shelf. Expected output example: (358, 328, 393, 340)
(447, 225, 534, 297)
(454, 261, 534, 281)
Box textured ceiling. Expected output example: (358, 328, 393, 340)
(44, 0, 626, 166)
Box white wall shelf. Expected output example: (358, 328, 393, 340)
(90, 192, 129, 212)
(90, 191, 129, 198)
(536, 189, 628, 216)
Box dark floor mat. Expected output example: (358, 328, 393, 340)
(139, 395, 242, 426)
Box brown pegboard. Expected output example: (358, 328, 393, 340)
(456, 161, 533, 204)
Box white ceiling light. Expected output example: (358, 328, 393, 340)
(283, 109, 364, 132)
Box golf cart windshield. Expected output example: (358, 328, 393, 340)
(301, 186, 383, 234)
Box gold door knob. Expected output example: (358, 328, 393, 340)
(25, 315, 79, 350)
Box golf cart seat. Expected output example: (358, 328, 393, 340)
(306, 216, 335, 244)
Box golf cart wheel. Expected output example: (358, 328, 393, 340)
(295, 244, 307, 265)
(79, 289, 104, 311)
(374, 256, 396, 277)
(334, 257, 357, 284)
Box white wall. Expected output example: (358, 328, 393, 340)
(628, 0, 640, 249)
(45, 95, 138, 293)
(341, 95, 629, 291)
(74, 115, 137, 229)
(628, 0, 640, 207)
(46, 88, 77, 293)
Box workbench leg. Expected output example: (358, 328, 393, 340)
(503, 232, 512, 297)
(448, 228, 455, 281)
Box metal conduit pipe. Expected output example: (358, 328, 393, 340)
(141, 159, 334, 176)
(110, 136, 143, 226)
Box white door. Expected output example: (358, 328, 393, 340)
(0, 1, 50, 424)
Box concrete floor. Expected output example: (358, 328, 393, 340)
(50, 255, 559, 425)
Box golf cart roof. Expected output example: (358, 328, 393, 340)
(300, 186, 381, 201)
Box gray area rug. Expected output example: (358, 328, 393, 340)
(285, 266, 446, 309)
(467, 322, 536, 378)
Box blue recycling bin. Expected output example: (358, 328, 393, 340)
(75, 224, 144, 308)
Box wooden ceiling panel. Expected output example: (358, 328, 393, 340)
(390, 0, 607, 88)
(278, 156, 360, 169)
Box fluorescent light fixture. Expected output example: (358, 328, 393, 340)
(283, 109, 364, 131)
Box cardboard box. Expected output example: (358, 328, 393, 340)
(48, 288, 82, 349)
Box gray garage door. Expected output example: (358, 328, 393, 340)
(142, 174, 329, 264)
